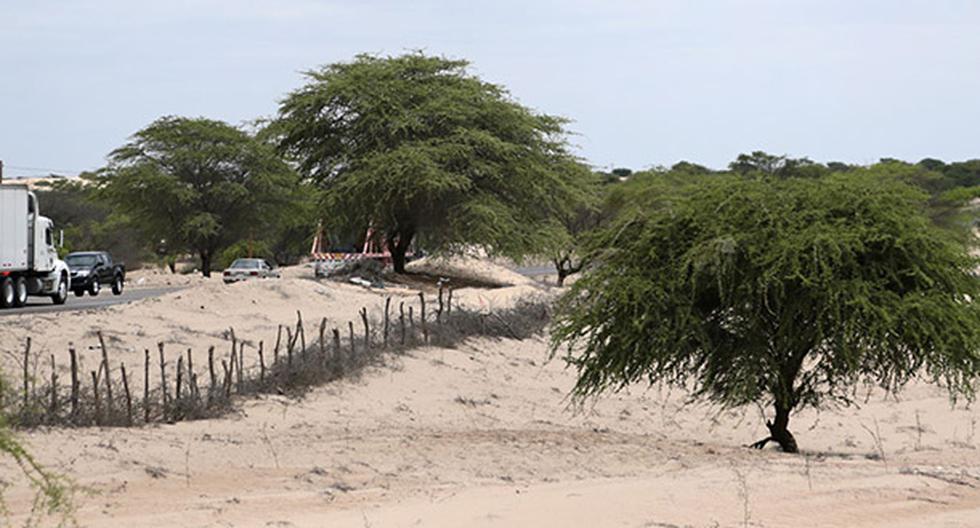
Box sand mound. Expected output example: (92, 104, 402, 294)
(406, 255, 535, 287)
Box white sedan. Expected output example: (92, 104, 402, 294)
(222, 258, 281, 284)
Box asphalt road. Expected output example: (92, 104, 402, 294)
(0, 287, 181, 317)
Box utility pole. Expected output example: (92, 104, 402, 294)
(0, 159, 4, 183)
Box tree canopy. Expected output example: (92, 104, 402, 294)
(272, 52, 590, 272)
(100, 116, 304, 276)
(551, 173, 980, 452)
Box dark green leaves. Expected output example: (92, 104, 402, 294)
(552, 173, 980, 415)
(273, 52, 588, 264)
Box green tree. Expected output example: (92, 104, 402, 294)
(551, 173, 980, 452)
(729, 151, 827, 179)
(272, 52, 586, 273)
(34, 175, 150, 265)
(101, 117, 303, 276)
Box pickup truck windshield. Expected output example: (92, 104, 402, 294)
(66, 255, 98, 267)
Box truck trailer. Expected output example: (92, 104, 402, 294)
(0, 183, 70, 307)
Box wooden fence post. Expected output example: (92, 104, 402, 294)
(237, 343, 244, 393)
(274, 324, 283, 363)
(348, 321, 356, 358)
(419, 292, 428, 344)
(258, 341, 266, 385)
(144, 349, 150, 423)
(208, 346, 216, 403)
(91, 370, 101, 425)
(332, 328, 342, 370)
(400, 302, 406, 346)
(120, 363, 133, 425)
(319, 318, 327, 365)
(437, 284, 444, 323)
(383, 297, 391, 349)
(70, 344, 79, 419)
(98, 331, 114, 418)
(297, 311, 306, 361)
(49, 354, 58, 418)
(360, 308, 370, 352)
(22, 338, 31, 414)
(176, 355, 184, 402)
(158, 343, 168, 419)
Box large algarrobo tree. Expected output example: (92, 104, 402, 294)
(103, 117, 300, 276)
(551, 173, 980, 452)
(273, 53, 588, 273)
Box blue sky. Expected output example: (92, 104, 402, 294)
(2, 0, 979, 178)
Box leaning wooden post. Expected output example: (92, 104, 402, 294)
(399, 302, 406, 346)
(49, 354, 58, 419)
(383, 297, 391, 349)
(274, 324, 283, 361)
(419, 292, 428, 344)
(297, 311, 307, 361)
(408, 306, 415, 342)
(158, 343, 168, 419)
(69, 344, 80, 419)
(22, 338, 31, 414)
(447, 287, 453, 316)
(91, 370, 101, 425)
(360, 307, 370, 352)
(143, 349, 150, 423)
(286, 327, 294, 372)
(120, 363, 133, 426)
(97, 330, 114, 417)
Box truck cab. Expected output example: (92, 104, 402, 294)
(0, 184, 70, 307)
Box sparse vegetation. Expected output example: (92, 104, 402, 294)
(551, 172, 980, 452)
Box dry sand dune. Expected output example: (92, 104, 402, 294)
(2, 261, 980, 527)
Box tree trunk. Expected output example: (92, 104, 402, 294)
(200, 250, 211, 278)
(768, 404, 799, 453)
(556, 268, 568, 287)
(389, 229, 414, 274)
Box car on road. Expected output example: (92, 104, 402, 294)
(65, 251, 125, 297)
(222, 258, 280, 284)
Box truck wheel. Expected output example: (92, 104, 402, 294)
(73, 288, 85, 297)
(12, 277, 28, 307)
(0, 277, 14, 308)
(112, 275, 124, 295)
(51, 274, 68, 305)
(89, 280, 101, 297)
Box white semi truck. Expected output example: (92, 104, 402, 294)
(0, 183, 70, 307)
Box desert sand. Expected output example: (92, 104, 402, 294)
(2, 261, 979, 527)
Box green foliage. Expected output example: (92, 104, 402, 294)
(272, 52, 588, 272)
(552, 173, 980, 451)
(33, 176, 149, 265)
(100, 116, 307, 276)
(729, 151, 828, 179)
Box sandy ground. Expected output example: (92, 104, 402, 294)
(2, 260, 980, 527)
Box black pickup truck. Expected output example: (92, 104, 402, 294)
(64, 251, 125, 297)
